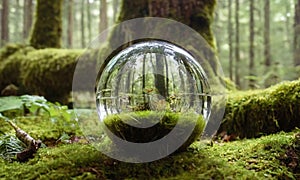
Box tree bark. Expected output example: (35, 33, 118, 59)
(235, 0, 241, 88)
(15, 0, 21, 42)
(112, 0, 119, 23)
(30, 0, 63, 49)
(81, 1, 85, 48)
(67, 0, 73, 48)
(228, 0, 233, 81)
(249, 0, 255, 88)
(264, 0, 271, 72)
(99, 0, 108, 33)
(23, 0, 33, 41)
(1, 0, 9, 46)
(87, 0, 92, 42)
(294, 0, 300, 66)
(117, 0, 216, 49)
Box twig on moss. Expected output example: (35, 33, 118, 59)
(0, 114, 42, 162)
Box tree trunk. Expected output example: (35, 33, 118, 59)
(81, 1, 85, 48)
(1, 0, 9, 46)
(23, 0, 33, 41)
(249, 0, 255, 88)
(117, 0, 216, 49)
(294, 0, 300, 66)
(67, 0, 73, 48)
(234, 0, 240, 88)
(87, 0, 92, 42)
(15, 0, 21, 42)
(112, 0, 119, 23)
(228, 0, 233, 81)
(264, 0, 271, 73)
(99, 0, 108, 33)
(30, 0, 63, 49)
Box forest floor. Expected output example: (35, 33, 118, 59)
(0, 98, 299, 180)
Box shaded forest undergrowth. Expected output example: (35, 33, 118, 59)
(0, 44, 300, 179)
(0, 78, 299, 179)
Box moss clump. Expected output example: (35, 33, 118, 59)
(0, 44, 85, 104)
(0, 44, 34, 92)
(20, 48, 83, 103)
(219, 79, 300, 138)
(29, 0, 63, 49)
(223, 77, 237, 91)
(103, 111, 206, 151)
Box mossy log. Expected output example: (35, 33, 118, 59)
(219, 79, 300, 138)
(0, 44, 84, 104)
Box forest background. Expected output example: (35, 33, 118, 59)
(1, 0, 300, 90)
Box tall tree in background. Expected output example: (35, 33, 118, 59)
(23, 0, 33, 40)
(99, 0, 108, 33)
(294, 0, 300, 67)
(81, 1, 85, 47)
(235, 0, 241, 87)
(117, 0, 216, 49)
(228, 0, 233, 81)
(264, 0, 271, 73)
(1, 0, 9, 46)
(30, 0, 63, 49)
(249, 0, 255, 88)
(87, 0, 92, 42)
(67, 0, 73, 48)
(15, 0, 21, 41)
(112, 0, 119, 23)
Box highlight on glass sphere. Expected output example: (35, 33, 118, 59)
(96, 40, 211, 147)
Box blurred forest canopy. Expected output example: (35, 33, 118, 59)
(0, 0, 299, 90)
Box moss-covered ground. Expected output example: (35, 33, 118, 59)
(0, 129, 299, 179)
(0, 107, 299, 179)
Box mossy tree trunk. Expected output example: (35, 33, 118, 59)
(117, 0, 216, 49)
(30, 0, 63, 49)
(114, 0, 217, 98)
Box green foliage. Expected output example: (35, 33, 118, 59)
(0, 134, 25, 161)
(219, 79, 300, 138)
(0, 95, 81, 142)
(104, 111, 206, 152)
(29, 0, 63, 49)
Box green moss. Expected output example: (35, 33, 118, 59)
(219, 79, 300, 138)
(0, 130, 298, 179)
(0, 44, 34, 91)
(29, 0, 63, 49)
(103, 111, 206, 151)
(20, 48, 83, 103)
(223, 77, 237, 91)
(0, 44, 85, 104)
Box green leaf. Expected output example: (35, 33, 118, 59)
(0, 96, 23, 113)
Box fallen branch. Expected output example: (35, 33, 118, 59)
(0, 114, 42, 162)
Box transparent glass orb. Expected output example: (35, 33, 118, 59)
(96, 41, 211, 128)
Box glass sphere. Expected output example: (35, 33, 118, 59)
(96, 40, 211, 143)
